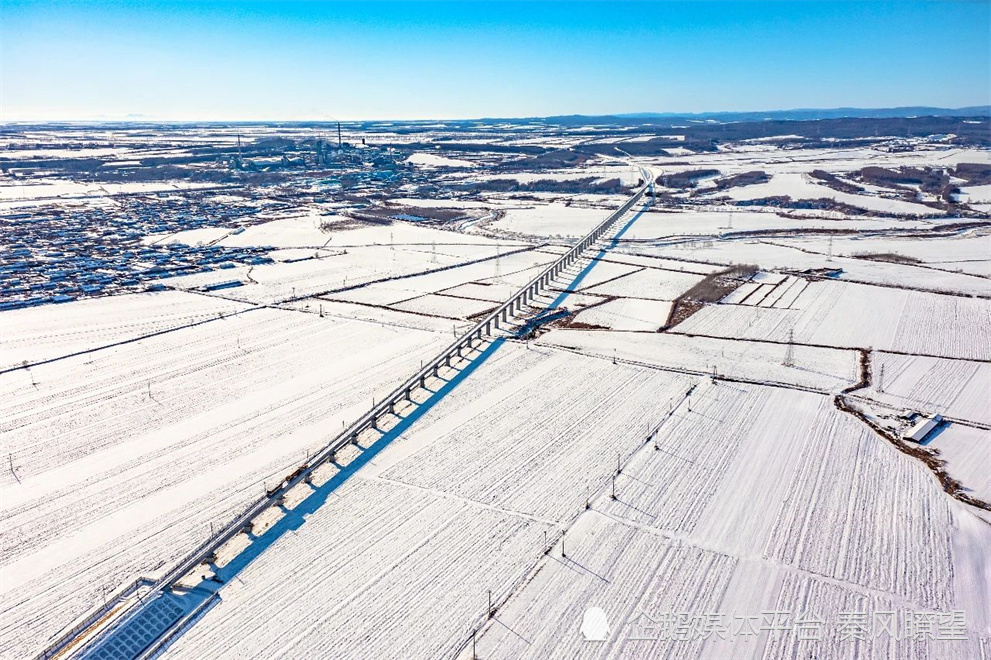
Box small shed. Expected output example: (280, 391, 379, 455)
(903, 414, 943, 443)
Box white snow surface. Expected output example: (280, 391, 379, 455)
(571, 298, 673, 331)
(406, 152, 476, 168)
(162, 345, 698, 658)
(464, 382, 991, 659)
(0, 307, 449, 658)
(710, 173, 938, 216)
(926, 425, 991, 503)
(0, 291, 252, 370)
(855, 352, 991, 426)
(487, 202, 619, 238)
(539, 329, 859, 393)
(675, 279, 991, 360)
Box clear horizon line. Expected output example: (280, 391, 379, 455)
(3, 104, 990, 126)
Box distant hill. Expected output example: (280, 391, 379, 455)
(534, 106, 991, 126)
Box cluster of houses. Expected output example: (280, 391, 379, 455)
(0, 194, 272, 311)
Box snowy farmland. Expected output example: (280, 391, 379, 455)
(464, 384, 991, 660)
(708, 172, 937, 216)
(537, 329, 860, 392)
(854, 352, 991, 426)
(0, 290, 252, 370)
(1, 120, 989, 660)
(0, 305, 453, 658)
(675, 278, 991, 360)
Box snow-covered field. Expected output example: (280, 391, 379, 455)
(0, 291, 252, 370)
(618, 209, 933, 239)
(322, 249, 555, 308)
(855, 352, 991, 425)
(0, 307, 449, 658)
(538, 329, 860, 392)
(926, 425, 991, 503)
(391, 292, 497, 319)
(2, 134, 989, 660)
(570, 298, 672, 331)
(466, 165, 641, 186)
(165, 477, 553, 659)
(465, 383, 991, 659)
(956, 184, 991, 204)
(580, 268, 707, 301)
(165, 242, 545, 306)
(407, 152, 476, 167)
(0, 180, 223, 201)
(636, 238, 991, 296)
(159, 344, 699, 658)
(486, 202, 618, 238)
(709, 172, 936, 216)
(675, 278, 991, 360)
(151, 213, 524, 250)
(778, 233, 991, 279)
(370, 346, 695, 522)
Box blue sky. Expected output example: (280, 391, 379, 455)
(2, 1, 989, 121)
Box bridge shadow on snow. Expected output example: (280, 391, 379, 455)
(93, 339, 512, 658)
(199, 336, 509, 590)
(545, 201, 649, 311)
(167, 201, 652, 631)
(85, 200, 654, 659)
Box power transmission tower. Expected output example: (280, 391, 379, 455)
(783, 329, 795, 367)
(827, 236, 833, 262)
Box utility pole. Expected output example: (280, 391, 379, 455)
(337, 122, 342, 148)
